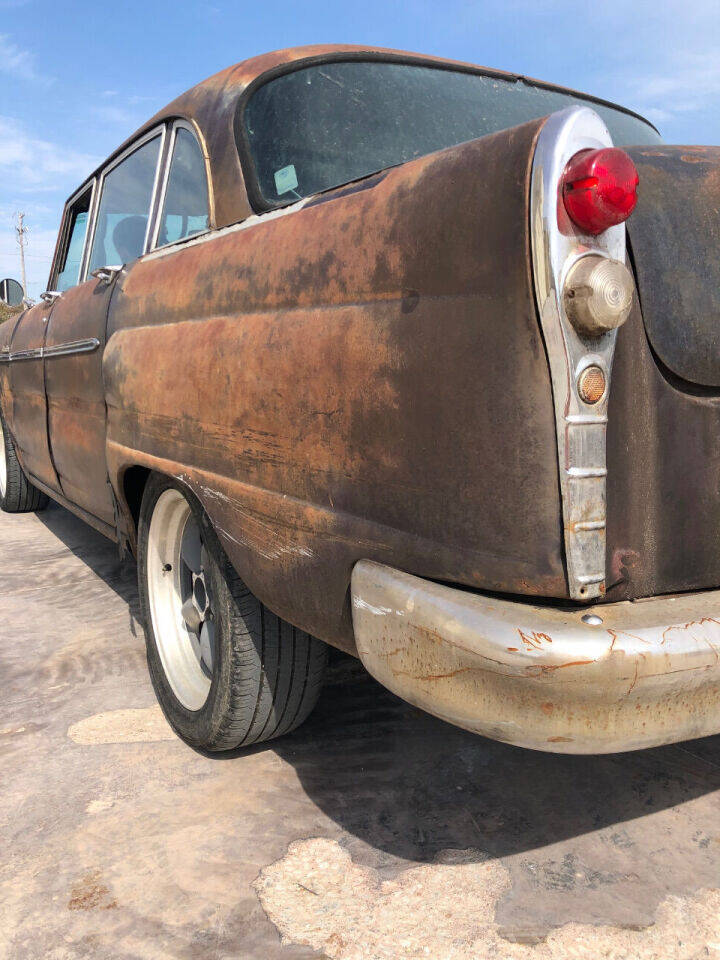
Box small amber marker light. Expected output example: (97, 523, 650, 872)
(577, 365, 606, 404)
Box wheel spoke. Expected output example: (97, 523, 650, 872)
(200, 546, 214, 608)
(187, 628, 203, 666)
(181, 596, 202, 633)
(180, 518, 202, 574)
(199, 620, 214, 674)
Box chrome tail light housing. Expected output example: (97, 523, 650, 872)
(530, 107, 638, 601)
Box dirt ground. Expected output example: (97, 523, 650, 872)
(2, 502, 720, 959)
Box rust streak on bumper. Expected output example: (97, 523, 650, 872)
(351, 561, 720, 754)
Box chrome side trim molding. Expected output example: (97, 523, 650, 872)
(530, 106, 628, 601)
(1, 347, 42, 362)
(0, 338, 100, 363)
(44, 338, 101, 359)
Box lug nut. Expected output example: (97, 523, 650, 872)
(563, 255, 634, 337)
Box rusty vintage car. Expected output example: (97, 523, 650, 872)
(2, 45, 719, 754)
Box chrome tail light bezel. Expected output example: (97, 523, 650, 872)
(530, 106, 635, 601)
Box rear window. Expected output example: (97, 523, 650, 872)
(241, 60, 661, 208)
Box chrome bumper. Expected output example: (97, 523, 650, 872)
(350, 561, 720, 754)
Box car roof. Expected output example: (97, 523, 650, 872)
(74, 44, 656, 228)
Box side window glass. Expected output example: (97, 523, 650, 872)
(87, 135, 162, 274)
(156, 127, 209, 247)
(56, 190, 92, 292)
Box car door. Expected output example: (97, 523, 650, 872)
(6, 299, 61, 495)
(45, 129, 165, 525)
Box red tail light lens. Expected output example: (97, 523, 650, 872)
(562, 148, 639, 235)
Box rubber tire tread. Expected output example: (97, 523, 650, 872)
(138, 473, 327, 752)
(0, 411, 49, 513)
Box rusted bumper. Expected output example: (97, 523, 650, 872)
(350, 561, 720, 753)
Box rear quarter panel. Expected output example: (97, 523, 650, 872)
(104, 117, 565, 649)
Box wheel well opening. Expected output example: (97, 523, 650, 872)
(122, 466, 151, 536)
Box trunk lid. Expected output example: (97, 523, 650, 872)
(626, 145, 720, 388)
(606, 145, 720, 600)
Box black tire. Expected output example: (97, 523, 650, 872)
(0, 409, 49, 513)
(137, 473, 327, 751)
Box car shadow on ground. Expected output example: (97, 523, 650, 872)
(271, 653, 720, 867)
(34, 501, 142, 623)
(35, 500, 720, 869)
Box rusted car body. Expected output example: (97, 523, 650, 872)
(2, 45, 719, 753)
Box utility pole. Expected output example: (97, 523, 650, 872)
(15, 212, 28, 298)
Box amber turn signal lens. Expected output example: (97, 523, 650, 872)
(563, 255, 635, 337)
(577, 365, 606, 404)
(562, 148, 639, 235)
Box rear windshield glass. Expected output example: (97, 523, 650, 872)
(242, 60, 661, 207)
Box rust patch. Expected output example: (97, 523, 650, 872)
(661, 617, 720, 645)
(527, 659, 595, 676)
(68, 871, 117, 911)
(607, 628, 651, 653)
(104, 117, 563, 650)
(626, 662, 640, 697)
(518, 629, 553, 651)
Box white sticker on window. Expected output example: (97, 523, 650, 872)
(274, 164, 299, 196)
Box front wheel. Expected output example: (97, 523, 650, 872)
(137, 474, 327, 751)
(0, 410, 48, 513)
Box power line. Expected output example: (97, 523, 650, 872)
(0, 251, 52, 260)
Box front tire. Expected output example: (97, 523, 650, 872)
(0, 410, 48, 513)
(137, 474, 327, 751)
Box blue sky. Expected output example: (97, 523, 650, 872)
(1, 0, 718, 298)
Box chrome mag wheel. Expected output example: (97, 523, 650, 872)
(146, 488, 216, 710)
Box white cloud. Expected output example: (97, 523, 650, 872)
(628, 54, 720, 116)
(0, 116, 101, 192)
(91, 93, 160, 135)
(642, 107, 674, 125)
(90, 104, 141, 128)
(0, 119, 100, 296)
(0, 34, 48, 83)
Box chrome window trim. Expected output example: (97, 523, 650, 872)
(530, 106, 629, 602)
(143, 195, 307, 265)
(50, 178, 97, 291)
(150, 119, 211, 251)
(83, 125, 167, 279)
(0, 338, 99, 364)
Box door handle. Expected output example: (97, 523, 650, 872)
(40, 291, 61, 304)
(91, 265, 123, 284)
